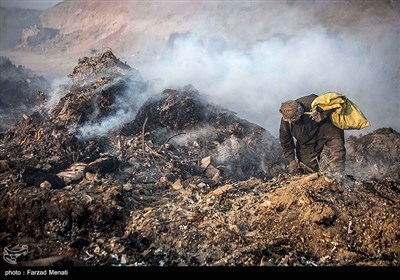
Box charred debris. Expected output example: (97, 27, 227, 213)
(0, 51, 399, 266)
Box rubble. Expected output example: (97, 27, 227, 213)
(119, 84, 285, 182)
(0, 51, 399, 267)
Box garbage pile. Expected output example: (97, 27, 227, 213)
(0, 51, 399, 266)
(0, 56, 49, 131)
(346, 127, 400, 182)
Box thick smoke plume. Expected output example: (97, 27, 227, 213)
(136, 4, 399, 137)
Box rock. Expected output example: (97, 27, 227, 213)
(40, 180, 52, 189)
(171, 179, 183, 190)
(201, 156, 211, 169)
(211, 184, 233, 196)
(0, 160, 9, 172)
(57, 163, 86, 184)
(86, 157, 117, 174)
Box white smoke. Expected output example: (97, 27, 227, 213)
(45, 76, 69, 110)
(136, 5, 399, 137)
(77, 109, 134, 139)
(76, 77, 150, 139)
(170, 124, 215, 146)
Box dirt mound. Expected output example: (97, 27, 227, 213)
(1, 173, 398, 266)
(122, 174, 399, 266)
(0, 51, 399, 267)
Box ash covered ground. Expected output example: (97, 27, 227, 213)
(0, 52, 399, 267)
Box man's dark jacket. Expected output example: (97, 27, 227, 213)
(279, 94, 344, 167)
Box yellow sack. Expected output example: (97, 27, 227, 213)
(309, 92, 370, 130)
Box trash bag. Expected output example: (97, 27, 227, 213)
(309, 92, 370, 130)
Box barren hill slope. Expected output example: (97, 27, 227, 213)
(11, 0, 399, 65)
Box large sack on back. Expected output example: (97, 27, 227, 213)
(310, 92, 370, 130)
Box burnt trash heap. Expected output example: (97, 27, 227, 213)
(0, 50, 285, 190)
(0, 56, 50, 132)
(0, 51, 399, 266)
(0, 50, 284, 265)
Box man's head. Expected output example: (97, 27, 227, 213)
(279, 100, 304, 123)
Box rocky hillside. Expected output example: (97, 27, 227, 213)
(0, 7, 42, 50)
(8, 1, 397, 64)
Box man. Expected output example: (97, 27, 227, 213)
(279, 94, 346, 174)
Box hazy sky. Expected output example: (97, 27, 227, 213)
(0, 0, 62, 10)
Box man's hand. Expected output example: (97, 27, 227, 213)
(310, 108, 331, 123)
(288, 160, 301, 174)
(310, 111, 323, 122)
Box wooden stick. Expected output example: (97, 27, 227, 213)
(142, 117, 148, 152)
(157, 132, 186, 153)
